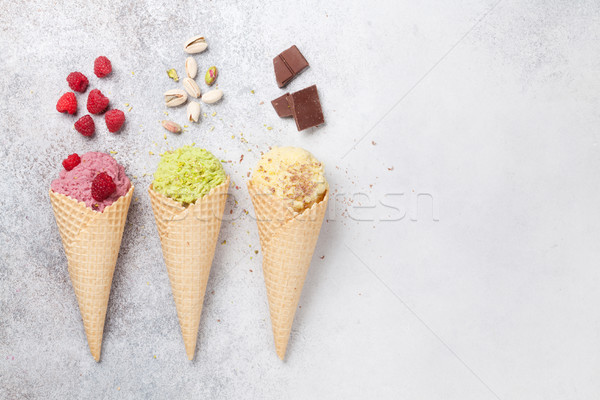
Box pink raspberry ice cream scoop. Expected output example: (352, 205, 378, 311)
(51, 152, 131, 212)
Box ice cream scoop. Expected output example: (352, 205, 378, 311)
(251, 146, 328, 213)
(51, 152, 131, 212)
(152, 145, 226, 204)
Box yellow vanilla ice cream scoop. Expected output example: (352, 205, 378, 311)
(251, 146, 328, 212)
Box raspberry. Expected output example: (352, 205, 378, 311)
(87, 89, 109, 114)
(91, 172, 116, 201)
(62, 154, 81, 171)
(66, 72, 89, 92)
(105, 109, 125, 133)
(56, 92, 77, 114)
(74, 115, 95, 137)
(94, 56, 112, 78)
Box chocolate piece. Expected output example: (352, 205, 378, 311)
(273, 45, 309, 88)
(271, 93, 293, 118)
(289, 85, 324, 131)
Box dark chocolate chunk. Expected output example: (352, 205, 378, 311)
(273, 57, 293, 88)
(273, 45, 309, 88)
(289, 85, 324, 131)
(271, 93, 293, 118)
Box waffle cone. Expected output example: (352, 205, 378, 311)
(248, 182, 328, 360)
(49, 186, 134, 361)
(148, 177, 229, 360)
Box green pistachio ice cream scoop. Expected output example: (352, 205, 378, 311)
(152, 145, 226, 204)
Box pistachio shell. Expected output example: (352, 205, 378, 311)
(164, 89, 187, 107)
(184, 35, 207, 54)
(187, 101, 201, 122)
(183, 77, 201, 98)
(201, 89, 223, 104)
(185, 57, 197, 79)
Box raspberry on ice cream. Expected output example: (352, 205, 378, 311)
(91, 172, 116, 201)
(62, 154, 81, 171)
(51, 152, 131, 212)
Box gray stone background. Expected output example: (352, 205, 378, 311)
(2, 0, 600, 399)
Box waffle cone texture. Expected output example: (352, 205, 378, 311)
(248, 182, 328, 360)
(148, 177, 229, 360)
(49, 186, 134, 361)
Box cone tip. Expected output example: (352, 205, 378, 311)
(276, 346, 286, 361)
(185, 344, 196, 361)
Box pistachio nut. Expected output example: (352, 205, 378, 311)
(184, 36, 208, 54)
(201, 89, 223, 104)
(187, 101, 201, 123)
(165, 89, 187, 107)
(205, 66, 218, 86)
(161, 120, 182, 133)
(166, 68, 179, 82)
(185, 57, 197, 79)
(164, 89, 188, 107)
(183, 77, 201, 98)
